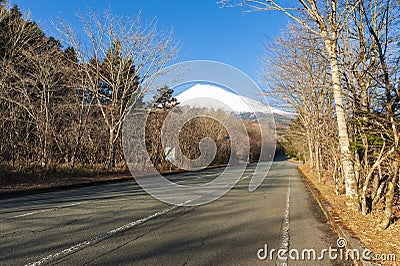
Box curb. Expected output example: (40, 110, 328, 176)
(297, 166, 378, 266)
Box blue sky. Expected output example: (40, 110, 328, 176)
(11, 0, 288, 81)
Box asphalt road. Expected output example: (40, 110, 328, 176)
(0, 161, 351, 265)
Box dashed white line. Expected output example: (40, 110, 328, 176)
(23, 170, 248, 265)
(1, 195, 147, 222)
(25, 197, 199, 266)
(276, 177, 291, 266)
(0, 202, 85, 222)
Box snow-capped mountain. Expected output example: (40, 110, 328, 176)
(175, 83, 296, 117)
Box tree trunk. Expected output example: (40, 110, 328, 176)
(323, 36, 360, 211)
(306, 131, 314, 168)
(361, 173, 370, 215)
(315, 141, 321, 181)
(372, 168, 384, 210)
(377, 182, 394, 230)
(371, 173, 379, 199)
(108, 129, 115, 169)
(333, 158, 339, 195)
(377, 162, 399, 230)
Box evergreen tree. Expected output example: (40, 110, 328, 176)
(152, 85, 178, 110)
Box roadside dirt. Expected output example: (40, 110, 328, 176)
(299, 163, 400, 266)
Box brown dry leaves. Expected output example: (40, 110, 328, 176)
(299, 163, 400, 266)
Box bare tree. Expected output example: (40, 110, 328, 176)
(256, 0, 399, 227)
(337, 0, 399, 227)
(262, 24, 340, 186)
(0, 3, 68, 170)
(56, 9, 180, 168)
(359, 0, 399, 228)
(221, 0, 362, 210)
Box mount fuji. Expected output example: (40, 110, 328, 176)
(175, 83, 296, 118)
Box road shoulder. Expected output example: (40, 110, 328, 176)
(298, 164, 399, 266)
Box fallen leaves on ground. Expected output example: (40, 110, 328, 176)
(299, 163, 399, 266)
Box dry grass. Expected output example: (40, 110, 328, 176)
(299, 163, 400, 266)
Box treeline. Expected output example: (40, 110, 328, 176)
(143, 106, 271, 172)
(0, 3, 268, 184)
(261, 0, 399, 229)
(0, 3, 180, 178)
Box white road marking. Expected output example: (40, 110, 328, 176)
(2, 172, 225, 221)
(241, 174, 252, 180)
(276, 177, 291, 266)
(0, 202, 86, 222)
(25, 197, 199, 266)
(176, 173, 250, 184)
(1, 194, 150, 222)
(24, 169, 248, 265)
(176, 173, 219, 184)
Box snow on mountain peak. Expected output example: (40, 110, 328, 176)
(175, 83, 295, 117)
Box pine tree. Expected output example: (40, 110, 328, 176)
(152, 85, 178, 110)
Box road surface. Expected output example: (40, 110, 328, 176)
(0, 161, 350, 265)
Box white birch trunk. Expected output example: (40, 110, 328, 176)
(323, 36, 360, 211)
